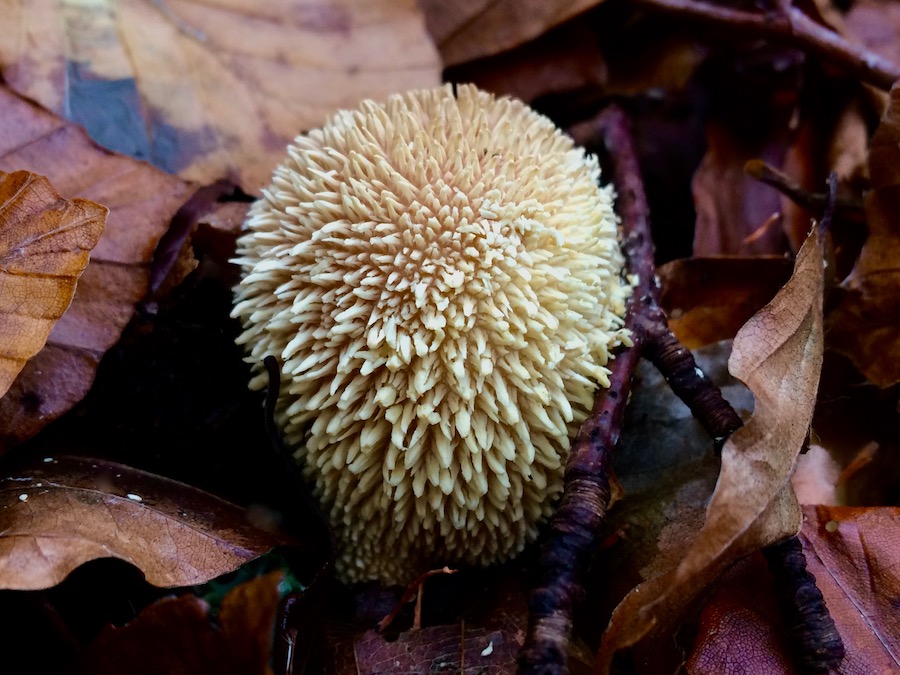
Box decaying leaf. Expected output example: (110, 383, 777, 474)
(597, 230, 825, 671)
(445, 19, 607, 104)
(828, 83, 900, 387)
(71, 568, 298, 675)
(692, 120, 793, 256)
(421, 0, 602, 67)
(685, 554, 798, 675)
(0, 84, 191, 450)
(0, 171, 105, 398)
(687, 506, 900, 675)
(658, 256, 793, 349)
(0, 0, 440, 193)
(0, 455, 296, 590)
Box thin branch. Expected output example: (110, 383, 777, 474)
(636, 0, 900, 90)
(377, 567, 456, 632)
(523, 106, 844, 675)
(744, 160, 864, 220)
(520, 106, 656, 675)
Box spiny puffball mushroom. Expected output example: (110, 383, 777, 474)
(232, 84, 630, 585)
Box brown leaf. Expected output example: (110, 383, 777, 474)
(0, 171, 105, 398)
(799, 506, 900, 674)
(0, 84, 191, 449)
(353, 623, 520, 675)
(0, 455, 295, 590)
(844, 0, 900, 75)
(71, 570, 289, 675)
(828, 83, 900, 387)
(658, 256, 794, 349)
(692, 121, 793, 256)
(0, 0, 440, 193)
(445, 19, 607, 105)
(685, 555, 798, 675)
(687, 506, 900, 675)
(421, 0, 602, 67)
(597, 231, 825, 671)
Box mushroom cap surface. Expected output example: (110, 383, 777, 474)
(233, 84, 629, 584)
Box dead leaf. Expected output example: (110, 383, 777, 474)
(597, 230, 825, 672)
(71, 568, 299, 675)
(421, 0, 602, 67)
(0, 84, 190, 450)
(687, 506, 900, 675)
(0, 0, 440, 193)
(844, 0, 900, 76)
(828, 83, 900, 387)
(693, 120, 793, 255)
(353, 624, 519, 674)
(445, 18, 607, 105)
(685, 555, 798, 675)
(799, 506, 900, 674)
(0, 170, 106, 398)
(0, 455, 296, 590)
(658, 256, 794, 349)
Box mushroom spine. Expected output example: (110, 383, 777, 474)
(232, 84, 630, 584)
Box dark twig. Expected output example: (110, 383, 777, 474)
(636, 0, 900, 90)
(521, 107, 843, 674)
(377, 567, 456, 632)
(744, 160, 864, 221)
(520, 106, 656, 675)
(641, 321, 744, 450)
(763, 539, 846, 672)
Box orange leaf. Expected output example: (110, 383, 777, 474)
(597, 230, 825, 672)
(0, 0, 440, 193)
(0, 171, 105, 398)
(0, 84, 191, 450)
(658, 256, 793, 349)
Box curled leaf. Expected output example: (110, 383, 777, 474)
(0, 170, 105, 398)
(0, 84, 191, 449)
(597, 230, 825, 671)
(0, 456, 296, 590)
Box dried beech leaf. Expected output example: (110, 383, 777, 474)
(658, 256, 793, 349)
(352, 624, 519, 675)
(0, 171, 105, 398)
(0, 455, 295, 590)
(72, 569, 294, 675)
(445, 19, 607, 104)
(685, 555, 798, 675)
(597, 231, 825, 672)
(0, 84, 191, 449)
(844, 0, 900, 74)
(687, 506, 900, 675)
(0, 0, 440, 193)
(828, 83, 900, 387)
(692, 121, 792, 256)
(420, 0, 602, 67)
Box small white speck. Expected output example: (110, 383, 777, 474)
(126, 493, 143, 502)
(18, 494, 28, 502)
(116, 474, 122, 478)
(694, 367, 705, 379)
(481, 641, 494, 657)
(42, 457, 54, 463)
(35, 483, 42, 488)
